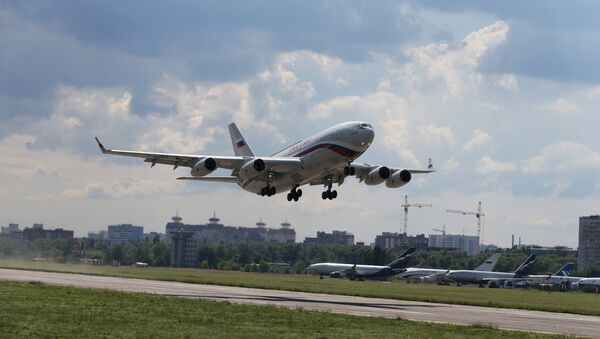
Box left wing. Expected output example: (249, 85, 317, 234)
(308, 159, 435, 188)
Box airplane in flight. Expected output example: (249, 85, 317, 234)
(396, 253, 502, 283)
(444, 254, 536, 286)
(307, 248, 416, 280)
(95, 121, 434, 201)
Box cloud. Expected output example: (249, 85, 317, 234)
(443, 156, 459, 171)
(403, 21, 509, 97)
(463, 129, 492, 150)
(418, 124, 456, 145)
(522, 142, 600, 173)
(545, 98, 580, 113)
(496, 73, 518, 91)
(477, 155, 517, 174)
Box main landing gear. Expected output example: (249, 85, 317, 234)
(287, 186, 302, 202)
(343, 165, 355, 176)
(322, 189, 337, 200)
(260, 186, 276, 197)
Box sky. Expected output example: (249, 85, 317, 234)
(1, 1, 600, 247)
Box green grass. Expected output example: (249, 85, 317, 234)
(1, 259, 599, 317)
(0, 281, 563, 338)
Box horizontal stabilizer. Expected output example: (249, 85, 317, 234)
(177, 176, 239, 183)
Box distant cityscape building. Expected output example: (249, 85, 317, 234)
(88, 230, 107, 241)
(303, 231, 354, 246)
(23, 225, 73, 242)
(107, 224, 144, 244)
(525, 245, 577, 256)
(579, 215, 600, 270)
(168, 214, 296, 267)
(374, 232, 428, 250)
(428, 233, 480, 256)
(1, 223, 19, 234)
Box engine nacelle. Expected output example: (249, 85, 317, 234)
(239, 158, 266, 179)
(364, 166, 391, 185)
(385, 169, 411, 188)
(190, 157, 217, 177)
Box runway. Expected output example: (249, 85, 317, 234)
(1, 268, 599, 337)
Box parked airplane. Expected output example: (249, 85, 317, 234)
(95, 122, 434, 201)
(572, 278, 600, 293)
(396, 253, 502, 283)
(520, 263, 580, 290)
(307, 248, 416, 280)
(444, 254, 536, 286)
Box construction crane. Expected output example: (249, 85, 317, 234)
(401, 195, 432, 234)
(446, 201, 484, 244)
(432, 225, 447, 249)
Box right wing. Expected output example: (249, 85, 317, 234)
(95, 137, 243, 170)
(95, 138, 302, 176)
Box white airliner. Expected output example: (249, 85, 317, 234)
(444, 254, 536, 286)
(396, 253, 502, 283)
(307, 248, 416, 280)
(95, 121, 434, 201)
(572, 278, 600, 293)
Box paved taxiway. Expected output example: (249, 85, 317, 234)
(1, 268, 599, 337)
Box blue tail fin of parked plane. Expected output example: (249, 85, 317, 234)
(514, 254, 536, 277)
(554, 263, 575, 276)
(388, 247, 416, 269)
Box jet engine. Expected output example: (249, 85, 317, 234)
(364, 166, 391, 185)
(239, 158, 266, 179)
(190, 157, 217, 177)
(385, 169, 411, 188)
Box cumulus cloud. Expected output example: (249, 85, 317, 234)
(545, 98, 580, 113)
(463, 130, 492, 150)
(496, 73, 518, 91)
(443, 156, 459, 171)
(477, 155, 517, 174)
(522, 142, 600, 173)
(403, 21, 509, 97)
(418, 124, 456, 145)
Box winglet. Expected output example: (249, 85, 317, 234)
(428, 158, 436, 172)
(95, 137, 108, 153)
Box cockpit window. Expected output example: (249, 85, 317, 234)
(357, 123, 372, 129)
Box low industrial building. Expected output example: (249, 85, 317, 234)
(374, 232, 428, 250)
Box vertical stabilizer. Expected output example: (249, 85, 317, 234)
(388, 247, 416, 269)
(554, 263, 575, 277)
(514, 254, 536, 276)
(474, 253, 502, 271)
(228, 123, 255, 157)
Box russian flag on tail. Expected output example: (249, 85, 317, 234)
(236, 140, 246, 148)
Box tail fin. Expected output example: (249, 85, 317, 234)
(514, 254, 536, 276)
(474, 253, 502, 271)
(554, 263, 575, 277)
(388, 247, 416, 269)
(228, 123, 254, 157)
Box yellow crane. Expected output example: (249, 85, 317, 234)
(446, 201, 484, 244)
(401, 195, 432, 234)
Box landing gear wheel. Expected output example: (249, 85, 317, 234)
(331, 190, 337, 199)
(293, 196, 299, 202)
(296, 189, 302, 197)
(343, 165, 356, 176)
(287, 193, 292, 201)
(322, 191, 328, 200)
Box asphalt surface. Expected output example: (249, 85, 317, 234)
(1, 268, 599, 337)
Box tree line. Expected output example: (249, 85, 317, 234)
(1, 237, 599, 276)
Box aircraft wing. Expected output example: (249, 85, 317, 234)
(95, 137, 301, 173)
(307, 159, 434, 187)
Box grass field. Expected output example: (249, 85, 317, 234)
(0, 281, 565, 338)
(1, 259, 599, 317)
